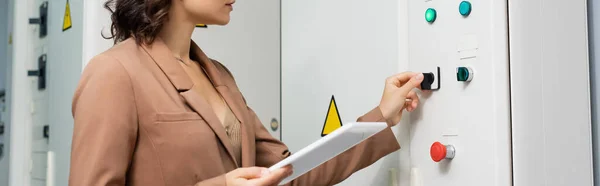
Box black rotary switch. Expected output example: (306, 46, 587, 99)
(420, 67, 440, 90)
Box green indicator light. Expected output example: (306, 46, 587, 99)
(457, 68, 469, 81)
(425, 8, 437, 23)
(456, 67, 473, 82)
(459, 1, 472, 16)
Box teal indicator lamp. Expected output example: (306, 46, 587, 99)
(456, 67, 473, 82)
(425, 8, 437, 23)
(459, 1, 472, 16)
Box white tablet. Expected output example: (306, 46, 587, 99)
(268, 122, 388, 185)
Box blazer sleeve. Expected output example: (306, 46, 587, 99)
(252, 106, 401, 186)
(69, 54, 138, 186)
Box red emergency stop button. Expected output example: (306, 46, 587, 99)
(430, 142, 455, 162)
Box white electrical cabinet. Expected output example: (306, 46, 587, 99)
(509, 0, 593, 185)
(284, 0, 593, 185)
(406, 0, 593, 186)
(282, 0, 403, 185)
(406, 0, 512, 185)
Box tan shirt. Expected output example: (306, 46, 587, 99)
(68, 37, 401, 186)
(223, 106, 242, 166)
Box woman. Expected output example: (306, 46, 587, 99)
(68, 0, 425, 185)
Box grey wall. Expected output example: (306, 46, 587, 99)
(47, 0, 83, 186)
(0, 0, 7, 91)
(588, 0, 600, 185)
(0, 0, 9, 185)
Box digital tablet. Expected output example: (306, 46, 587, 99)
(268, 122, 388, 185)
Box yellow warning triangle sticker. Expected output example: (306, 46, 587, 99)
(321, 95, 343, 137)
(63, 0, 72, 32)
(196, 24, 207, 28)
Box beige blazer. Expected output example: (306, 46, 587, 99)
(68, 37, 401, 186)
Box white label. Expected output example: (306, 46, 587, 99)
(459, 49, 477, 59)
(442, 128, 459, 137)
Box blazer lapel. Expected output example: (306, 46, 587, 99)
(141, 38, 239, 166)
(191, 42, 254, 166)
(179, 90, 240, 167)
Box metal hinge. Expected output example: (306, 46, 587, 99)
(28, 1, 48, 38)
(27, 54, 47, 90)
(44, 125, 49, 139)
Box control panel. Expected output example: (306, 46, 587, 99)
(407, 0, 512, 185)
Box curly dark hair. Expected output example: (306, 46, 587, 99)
(103, 0, 172, 45)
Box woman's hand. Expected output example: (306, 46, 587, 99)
(225, 166, 293, 186)
(379, 72, 424, 126)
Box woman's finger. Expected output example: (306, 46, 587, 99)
(398, 74, 424, 96)
(405, 91, 418, 111)
(231, 167, 266, 179)
(386, 72, 419, 87)
(408, 91, 419, 109)
(255, 165, 292, 186)
(404, 101, 412, 112)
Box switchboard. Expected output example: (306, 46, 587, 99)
(406, 0, 593, 185)
(407, 1, 512, 185)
